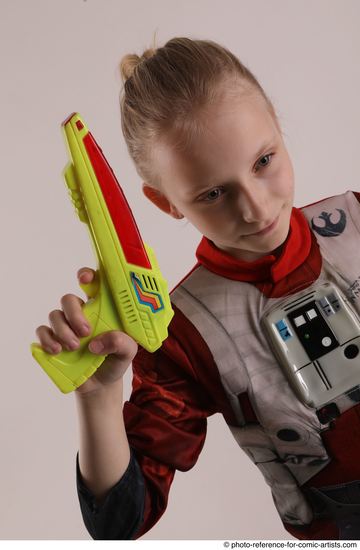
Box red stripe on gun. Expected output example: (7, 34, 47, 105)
(83, 131, 151, 269)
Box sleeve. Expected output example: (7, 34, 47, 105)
(76, 302, 225, 540)
(76, 447, 145, 540)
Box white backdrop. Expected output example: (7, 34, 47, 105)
(1, 0, 360, 540)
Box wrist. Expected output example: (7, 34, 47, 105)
(75, 378, 124, 405)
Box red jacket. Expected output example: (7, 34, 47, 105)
(77, 191, 360, 540)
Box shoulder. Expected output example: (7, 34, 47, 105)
(170, 259, 246, 304)
(169, 261, 217, 295)
(300, 190, 360, 211)
(299, 191, 360, 236)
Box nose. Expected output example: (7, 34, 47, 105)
(237, 182, 271, 224)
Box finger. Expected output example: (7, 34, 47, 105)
(35, 325, 63, 355)
(48, 309, 82, 351)
(77, 267, 95, 284)
(78, 269, 100, 300)
(60, 293, 90, 338)
(88, 331, 138, 361)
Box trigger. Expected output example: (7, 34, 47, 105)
(79, 270, 100, 299)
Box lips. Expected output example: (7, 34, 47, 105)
(249, 215, 279, 236)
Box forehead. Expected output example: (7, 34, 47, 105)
(153, 95, 278, 191)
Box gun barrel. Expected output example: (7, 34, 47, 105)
(63, 113, 174, 350)
(63, 114, 151, 268)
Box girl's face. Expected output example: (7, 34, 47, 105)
(143, 93, 295, 262)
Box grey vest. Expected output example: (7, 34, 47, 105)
(171, 191, 360, 526)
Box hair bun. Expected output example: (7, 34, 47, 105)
(119, 48, 157, 83)
(119, 54, 141, 82)
(141, 47, 157, 61)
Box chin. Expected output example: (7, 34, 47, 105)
(254, 226, 289, 256)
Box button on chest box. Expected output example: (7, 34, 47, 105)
(261, 281, 360, 408)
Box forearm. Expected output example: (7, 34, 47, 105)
(75, 379, 131, 504)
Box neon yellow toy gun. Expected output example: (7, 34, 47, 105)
(31, 113, 174, 393)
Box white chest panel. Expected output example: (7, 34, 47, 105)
(171, 191, 360, 526)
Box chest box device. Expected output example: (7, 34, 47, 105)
(261, 281, 360, 408)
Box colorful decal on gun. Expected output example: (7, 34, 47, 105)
(131, 273, 164, 312)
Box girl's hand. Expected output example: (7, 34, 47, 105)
(35, 267, 138, 395)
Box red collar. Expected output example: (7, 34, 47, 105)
(195, 207, 312, 283)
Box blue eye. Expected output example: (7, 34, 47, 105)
(255, 153, 274, 171)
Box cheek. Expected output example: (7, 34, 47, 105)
(180, 209, 213, 233)
(274, 162, 294, 199)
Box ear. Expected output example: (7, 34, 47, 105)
(142, 184, 184, 219)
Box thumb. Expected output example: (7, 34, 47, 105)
(88, 331, 138, 361)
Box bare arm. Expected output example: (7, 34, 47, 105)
(75, 378, 130, 504)
(35, 267, 138, 505)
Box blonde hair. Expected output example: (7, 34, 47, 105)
(119, 36, 280, 188)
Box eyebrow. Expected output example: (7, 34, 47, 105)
(184, 136, 277, 198)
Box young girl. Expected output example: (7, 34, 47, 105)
(35, 37, 360, 540)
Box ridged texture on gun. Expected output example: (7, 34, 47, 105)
(118, 288, 137, 324)
(139, 310, 156, 345)
(65, 164, 88, 223)
(82, 131, 151, 269)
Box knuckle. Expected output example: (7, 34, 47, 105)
(47, 311, 73, 341)
(35, 325, 48, 339)
(73, 313, 85, 326)
(74, 316, 88, 334)
(61, 295, 84, 316)
(59, 321, 75, 338)
(112, 331, 137, 355)
(100, 331, 121, 350)
(56, 330, 76, 348)
(113, 331, 126, 347)
(60, 293, 76, 306)
(48, 309, 62, 323)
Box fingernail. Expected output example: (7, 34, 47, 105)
(79, 272, 88, 281)
(48, 344, 61, 354)
(89, 340, 104, 353)
(81, 324, 90, 335)
(67, 338, 80, 351)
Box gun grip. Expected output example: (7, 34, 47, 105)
(31, 270, 122, 393)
